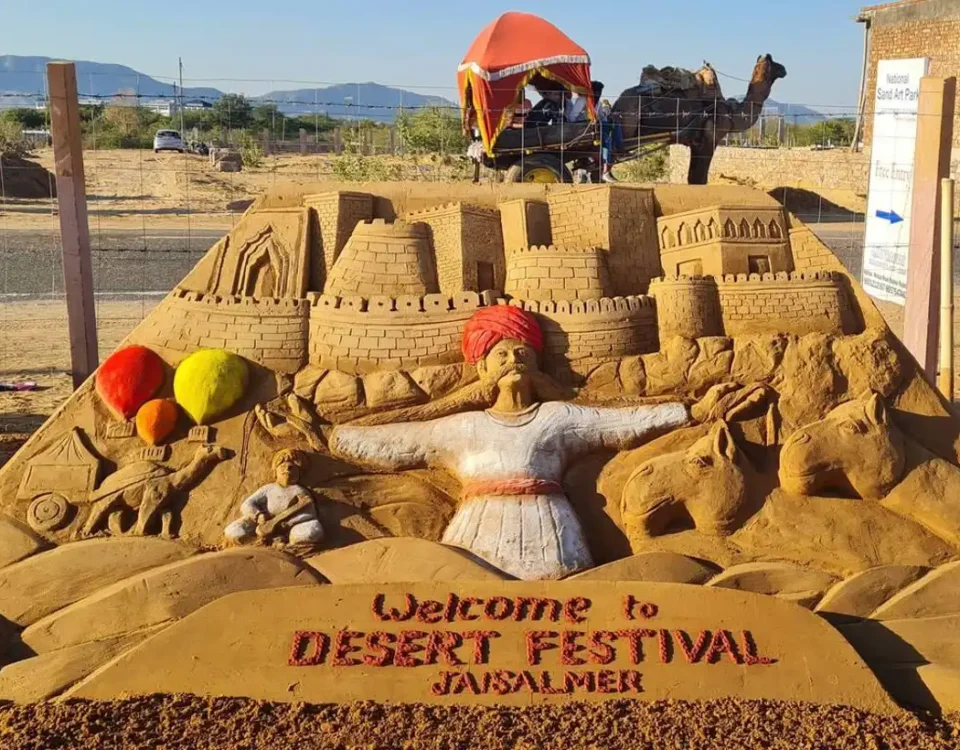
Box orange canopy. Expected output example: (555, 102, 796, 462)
(458, 12, 595, 156)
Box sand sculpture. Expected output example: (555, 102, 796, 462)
(2, 182, 960, 716)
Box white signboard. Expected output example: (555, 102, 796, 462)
(861, 58, 929, 304)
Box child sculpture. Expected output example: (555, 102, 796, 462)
(327, 306, 689, 580)
(224, 448, 324, 548)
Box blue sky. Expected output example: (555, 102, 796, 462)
(3, 0, 867, 112)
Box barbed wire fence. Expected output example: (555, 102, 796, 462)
(0, 65, 957, 428)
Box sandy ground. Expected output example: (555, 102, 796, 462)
(0, 148, 474, 230)
(1, 696, 958, 750)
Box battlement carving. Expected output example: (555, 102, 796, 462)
(505, 245, 610, 302)
(650, 272, 861, 339)
(170, 288, 308, 312)
(507, 295, 656, 316)
(657, 271, 844, 285)
(305, 290, 498, 315)
(351, 218, 428, 237)
(405, 202, 500, 219)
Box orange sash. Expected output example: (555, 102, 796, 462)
(461, 478, 563, 499)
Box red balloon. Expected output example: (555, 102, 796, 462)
(96, 346, 165, 420)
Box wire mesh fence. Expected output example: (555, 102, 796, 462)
(0, 66, 958, 425)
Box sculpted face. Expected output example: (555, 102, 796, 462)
(476, 338, 539, 394)
(778, 391, 905, 500)
(621, 422, 748, 540)
(276, 461, 300, 488)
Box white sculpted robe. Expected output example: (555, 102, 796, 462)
(330, 401, 689, 580)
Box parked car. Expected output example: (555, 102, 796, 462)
(153, 130, 185, 153)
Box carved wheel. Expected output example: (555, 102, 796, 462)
(26, 493, 72, 532)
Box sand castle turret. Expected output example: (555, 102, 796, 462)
(324, 219, 438, 297)
(504, 246, 610, 302)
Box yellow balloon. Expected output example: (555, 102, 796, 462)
(173, 349, 249, 425)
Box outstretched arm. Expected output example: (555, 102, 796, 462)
(329, 418, 453, 472)
(239, 487, 269, 519)
(558, 402, 690, 453)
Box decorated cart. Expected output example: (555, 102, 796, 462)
(458, 12, 674, 183)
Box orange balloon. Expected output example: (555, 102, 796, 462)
(136, 399, 179, 445)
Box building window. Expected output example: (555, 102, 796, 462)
(748, 255, 771, 275)
(477, 261, 495, 292)
(677, 259, 703, 276)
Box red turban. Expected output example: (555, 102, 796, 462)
(461, 306, 543, 365)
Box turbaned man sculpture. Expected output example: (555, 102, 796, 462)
(327, 306, 689, 580)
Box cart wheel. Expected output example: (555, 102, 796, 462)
(27, 493, 73, 533)
(504, 155, 573, 184)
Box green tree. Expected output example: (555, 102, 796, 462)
(396, 107, 466, 154)
(211, 93, 254, 130)
(252, 103, 284, 134)
(0, 120, 32, 157)
(787, 118, 856, 148)
(1, 108, 46, 129)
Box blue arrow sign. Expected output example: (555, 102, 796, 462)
(876, 210, 903, 224)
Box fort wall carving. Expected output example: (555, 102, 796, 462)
(504, 246, 609, 302)
(303, 191, 375, 290)
(511, 295, 659, 381)
(307, 290, 657, 377)
(499, 198, 551, 252)
(404, 203, 505, 294)
(647, 277, 723, 340)
(129, 289, 308, 373)
(650, 272, 860, 340)
(547, 186, 660, 295)
(716, 272, 858, 336)
(324, 219, 438, 298)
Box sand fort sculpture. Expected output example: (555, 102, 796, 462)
(2, 181, 960, 713)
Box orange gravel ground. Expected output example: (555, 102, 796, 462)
(1, 696, 959, 750)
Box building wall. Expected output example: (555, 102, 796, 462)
(514, 296, 660, 383)
(648, 277, 723, 340)
(649, 272, 859, 341)
(504, 246, 609, 302)
(129, 289, 308, 373)
(304, 191, 374, 290)
(308, 292, 484, 374)
(861, 0, 960, 150)
(716, 273, 858, 335)
(307, 290, 657, 379)
(657, 205, 793, 278)
(667, 145, 871, 193)
(547, 186, 661, 295)
(499, 198, 551, 253)
(406, 203, 505, 294)
(324, 219, 438, 298)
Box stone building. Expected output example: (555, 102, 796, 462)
(857, 0, 960, 149)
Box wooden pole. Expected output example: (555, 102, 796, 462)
(47, 61, 98, 388)
(904, 76, 956, 379)
(939, 177, 955, 401)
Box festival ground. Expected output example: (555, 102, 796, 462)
(1, 696, 959, 749)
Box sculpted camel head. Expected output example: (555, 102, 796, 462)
(752, 54, 787, 87)
(621, 421, 749, 541)
(778, 390, 906, 500)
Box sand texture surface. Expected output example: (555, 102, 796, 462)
(1, 696, 959, 749)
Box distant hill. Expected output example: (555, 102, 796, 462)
(255, 83, 454, 122)
(0, 56, 454, 122)
(0, 55, 222, 102)
(764, 99, 832, 124)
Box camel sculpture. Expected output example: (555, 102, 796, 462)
(82, 444, 232, 537)
(779, 390, 960, 548)
(621, 421, 751, 540)
(612, 54, 788, 184)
